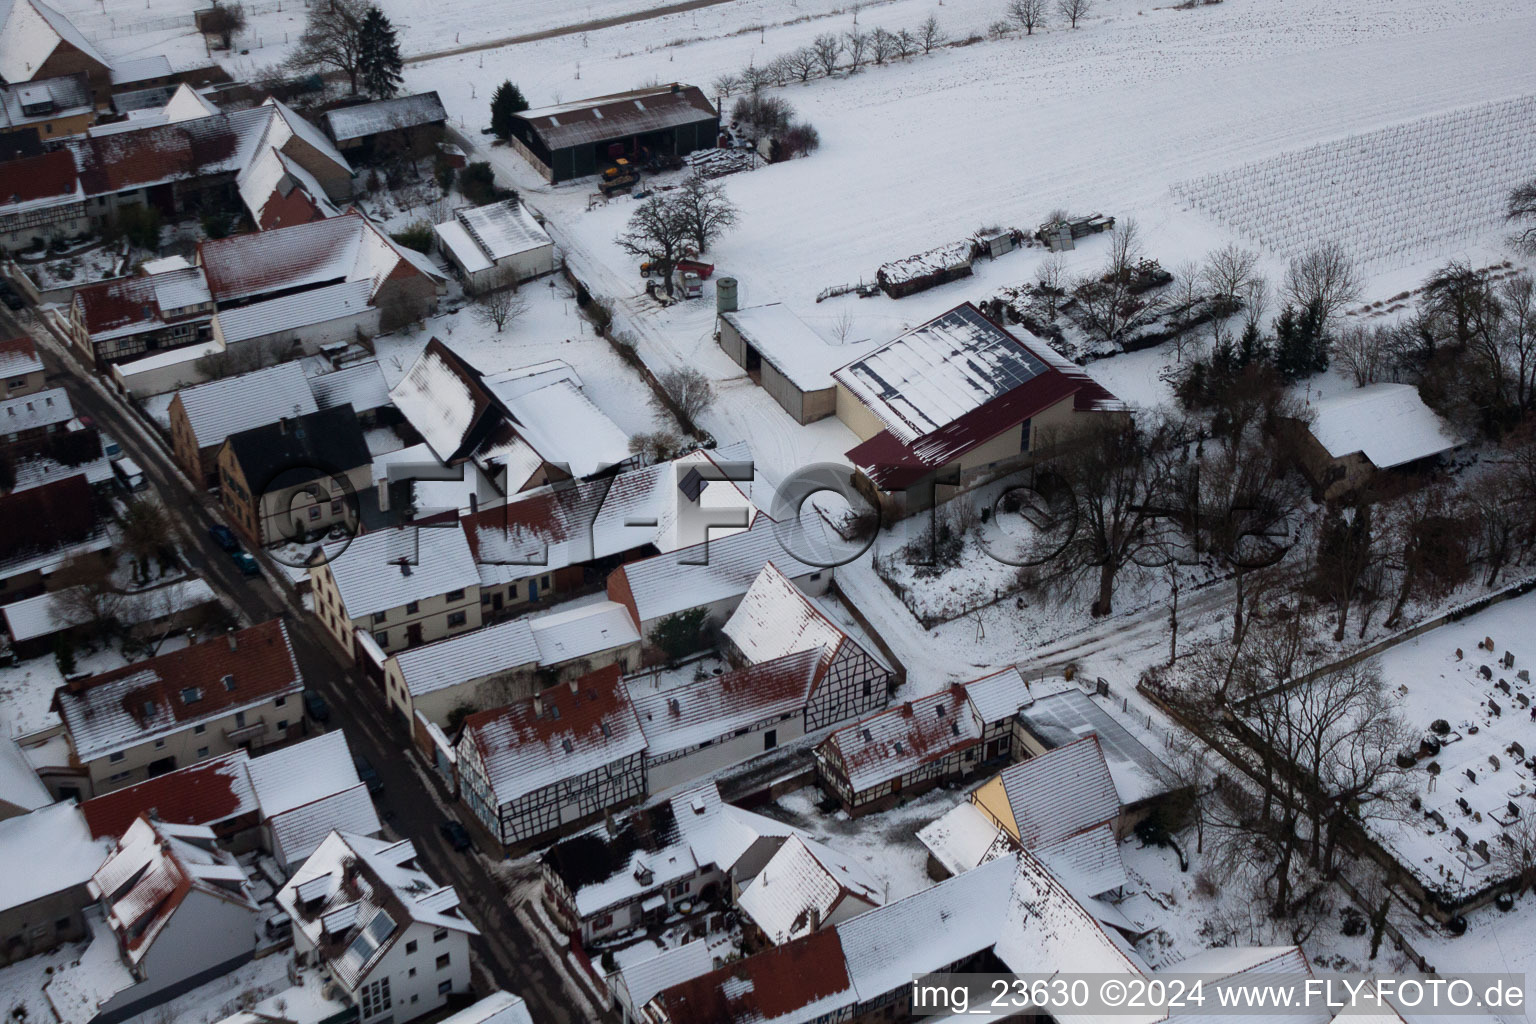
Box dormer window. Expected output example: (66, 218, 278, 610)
(222, 674, 236, 691)
(142, 700, 156, 716)
(935, 705, 945, 718)
(560, 738, 574, 753)
(181, 687, 203, 704)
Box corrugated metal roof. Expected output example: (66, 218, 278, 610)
(996, 735, 1119, 849)
(323, 92, 447, 142)
(326, 525, 480, 619)
(309, 359, 391, 414)
(215, 278, 373, 344)
(392, 618, 541, 698)
(174, 361, 317, 450)
(517, 84, 716, 153)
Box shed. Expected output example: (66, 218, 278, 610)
(1292, 383, 1466, 500)
(717, 303, 876, 424)
(434, 199, 555, 292)
(322, 92, 447, 154)
(507, 83, 719, 183)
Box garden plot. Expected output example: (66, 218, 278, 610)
(1170, 95, 1536, 270)
(1365, 592, 1536, 905)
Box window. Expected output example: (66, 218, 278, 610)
(446, 588, 465, 601)
(375, 631, 389, 646)
(194, 724, 206, 735)
(153, 739, 165, 749)
(436, 954, 451, 970)
(437, 981, 452, 996)
(669, 882, 688, 898)
(810, 571, 822, 581)
(196, 747, 209, 758)
(405, 601, 420, 614)
(308, 506, 321, 520)
(540, 575, 550, 588)
(764, 729, 777, 751)
(447, 611, 467, 628)
(862, 681, 872, 697)
(1020, 417, 1033, 453)
(593, 913, 613, 929)
(234, 710, 247, 728)
(433, 928, 448, 942)
(108, 770, 132, 782)
(108, 751, 125, 763)
(275, 696, 287, 707)
(181, 687, 202, 704)
(331, 500, 343, 515)
(372, 612, 387, 625)
(509, 583, 518, 598)
(405, 940, 418, 954)
(55, 917, 71, 932)
(223, 674, 236, 691)
(360, 978, 391, 1018)
(276, 719, 288, 731)
(408, 968, 416, 978)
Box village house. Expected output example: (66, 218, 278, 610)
(734, 834, 881, 947)
(0, 149, 89, 251)
(168, 362, 319, 486)
(85, 816, 262, 1024)
(461, 448, 758, 617)
(66, 256, 215, 368)
(277, 831, 479, 1024)
(456, 663, 647, 847)
(0, 385, 73, 460)
(0, 736, 52, 820)
(80, 749, 263, 850)
(715, 299, 878, 426)
(0, 336, 47, 399)
(433, 198, 555, 293)
(0, 472, 110, 606)
(832, 302, 1125, 516)
(609, 940, 715, 1024)
(389, 342, 632, 493)
(322, 92, 448, 159)
(506, 84, 719, 184)
(0, 802, 104, 964)
(386, 600, 641, 746)
(813, 667, 1034, 815)
(0, 73, 93, 142)
(1288, 382, 1467, 500)
(52, 619, 305, 797)
(0, 0, 113, 101)
(216, 404, 373, 547)
(640, 926, 856, 1024)
(436, 992, 535, 1024)
(246, 731, 383, 872)
(310, 524, 482, 659)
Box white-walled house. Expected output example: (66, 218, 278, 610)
(277, 831, 479, 1024)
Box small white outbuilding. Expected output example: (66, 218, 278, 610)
(433, 199, 555, 293)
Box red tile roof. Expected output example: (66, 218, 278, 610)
(69, 109, 259, 196)
(822, 684, 978, 794)
(0, 473, 96, 561)
(653, 927, 853, 1024)
(80, 751, 256, 838)
(0, 336, 40, 364)
(0, 149, 78, 205)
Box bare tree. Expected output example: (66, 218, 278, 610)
(50, 553, 125, 641)
(655, 367, 715, 423)
(785, 47, 819, 82)
(1072, 218, 1169, 344)
(200, 0, 247, 48)
(764, 55, 793, 87)
(287, 0, 368, 94)
(616, 196, 692, 297)
(1508, 178, 1536, 257)
(1055, 0, 1091, 27)
(1283, 241, 1362, 325)
(1497, 813, 1536, 894)
(1201, 243, 1260, 315)
(473, 286, 529, 333)
(894, 28, 918, 58)
(1007, 0, 1048, 34)
(121, 499, 175, 585)
(673, 175, 739, 255)
(628, 429, 687, 465)
(918, 14, 945, 52)
(1312, 502, 1378, 642)
(1333, 324, 1393, 386)
(1380, 485, 1470, 628)
(844, 28, 868, 69)
(812, 33, 843, 75)
(711, 72, 743, 99)
(1472, 272, 1536, 416)
(1241, 276, 1271, 335)
(739, 61, 772, 94)
(869, 27, 896, 64)
(1035, 252, 1068, 317)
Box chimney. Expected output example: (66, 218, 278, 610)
(809, 906, 821, 931)
(532, 693, 544, 718)
(568, 676, 579, 694)
(279, 417, 290, 434)
(399, 561, 412, 577)
(227, 627, 237, 652)
(377, 476, 390, 513)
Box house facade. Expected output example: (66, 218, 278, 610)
(0, 802, 103, 965)
(168, 361, 318, 488)
(0, 337, 47, 400)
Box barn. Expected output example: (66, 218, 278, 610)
(716, 299, 875, 425)
(507, 83, 719, 184)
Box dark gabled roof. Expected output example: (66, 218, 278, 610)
(514, 84, 716, 153)
(223, 403, 370, 491)
(0, 473, 96, 562)
(322, 92, 448, 142)
(0, 148, 78, 206)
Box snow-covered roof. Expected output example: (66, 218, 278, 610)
(647, 926, 855, 1024)
(324, 525, 480, 619)
(236, 143, 338, 229)
(215, 279, 373, 346)
(459, 664, 646, 804)
(616, 941, 716, 1013)
(963, 666, 1034, 722)
(720, 302, 877, 393)
(528, 600, 641, 663)
(628, 648, 820, 757)
(996, 736, 1120, 849)
(836, 852, 1018, 1002)
(261, 97, 353, 176)
(443, 198, 552, 263)
(833, 303, 1053, 443)
(2, 577, 217, 643)
(1034, 822, 1127, 898)
(149, 265, 212, 312)
(435, 992, 534, 1024)
(1306, 383, 1465, 469)
(388, 340, 491, 464)
(79, 750, 256, 838)
(0, 387, 72, 435)
(268, 783, 382, 868)
(41, 908, 136, 1024)
(55, 620, 303, 762)
(876, 240, 973, 287)
(0, 735, 51, 812)
(247, 730, 362, 818)
(108, 55, 171, 86)
(90, 816, 257, 964)
(393, 618, 541, 698)
(0, 336, 43, 379)
(0, 72, 91, 131)
(322, 92, 447, 142)
(483, 362, 630, 480)
(1017, 688, 1174, 806)
(735, 834, 881, 944)
(611, 514, 828, 626)
(0, 802, 102, 912)
(0, 0, 109, 85)
(174, 361, 318, 450)
(276, 831, 478, 989)
(310, 360, 390, 414)
(914, 800, 1013, 878)
(516, 84, 717, 153)
(722, 562, 847, 667)
(434, 220, 492, 274)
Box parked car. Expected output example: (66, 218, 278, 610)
(304, 690, 330, 723)
(230, 550, 260, 577)
(208, 524, 239, 552)
(112, 456, 147, 492)
(100, 434, 123, 461)
(354, 754, 383, 795)
(439, 820, 473, 852)
(0, 281, 23, 311)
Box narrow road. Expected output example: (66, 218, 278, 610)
(405, 0, 740, 65)
(2, 306, 591, 1024)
